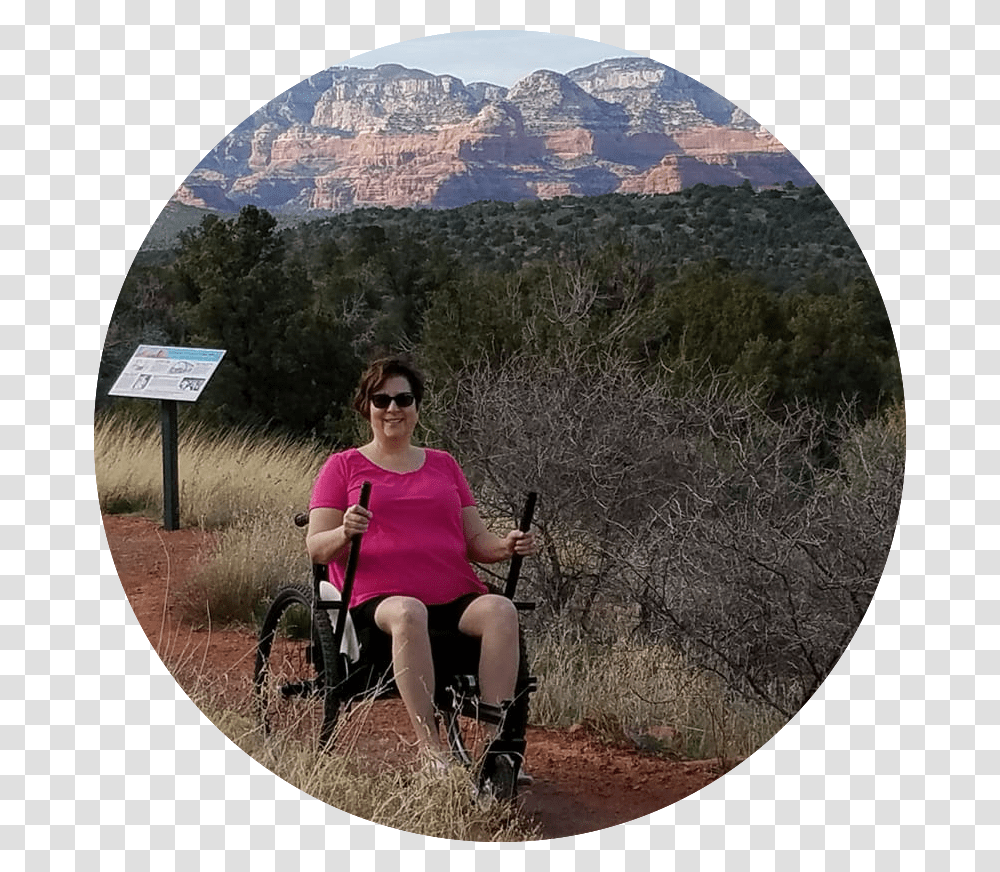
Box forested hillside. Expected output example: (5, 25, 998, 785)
(288, 181, 870, 292)
(103, 182, 897, 439)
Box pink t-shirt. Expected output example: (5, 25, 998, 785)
(309, 447, 488, 607)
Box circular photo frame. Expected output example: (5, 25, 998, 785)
(96, 30, 904, 842)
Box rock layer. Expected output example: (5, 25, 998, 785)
(173, 57, 814, 214)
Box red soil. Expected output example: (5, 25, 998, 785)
(104, 513, 728, 840)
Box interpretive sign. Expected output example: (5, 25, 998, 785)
(108, 345, 226, 530)
(108, 345, 226, 401)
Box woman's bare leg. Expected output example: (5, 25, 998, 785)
(458, 594, 520, 729)
(373, 596, 444, 756)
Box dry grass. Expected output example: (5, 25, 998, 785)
(94, 408, 326, 529)
(166, 652, 540, 842)
(527, 625, 784, 761)
(173, 512, 306, 628)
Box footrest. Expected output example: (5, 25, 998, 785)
(478, 743, 524, 801)
(460, 699, 505, 725)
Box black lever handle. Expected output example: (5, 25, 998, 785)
(333, 481, 372, 648)
(504, 491, 537, 600)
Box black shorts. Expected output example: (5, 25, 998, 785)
(350, 592, 482, 636)
(349, 592, 483, 668)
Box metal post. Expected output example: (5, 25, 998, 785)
(160, 399, 180, 530)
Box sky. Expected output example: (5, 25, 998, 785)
(336, 30, 641, 88)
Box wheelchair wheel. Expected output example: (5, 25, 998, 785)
(254, 582, 342, 750)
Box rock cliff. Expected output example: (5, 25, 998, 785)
(174, 58, 814, 214)
(567, 57, 747, 129)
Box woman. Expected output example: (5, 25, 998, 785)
(306, 357, 536, 771)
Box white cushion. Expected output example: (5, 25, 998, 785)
(318, 581, 361, 662)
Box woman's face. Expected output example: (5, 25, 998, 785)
(368, 374, 419, 443)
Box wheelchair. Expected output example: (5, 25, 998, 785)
(253, 483, 538, 800)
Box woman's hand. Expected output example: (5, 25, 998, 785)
(504, 529, 537, 558)
(343, 503, 372, 538)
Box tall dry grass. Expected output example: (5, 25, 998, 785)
(172, 512, 309, 628)
(95, 407, 326, 528)
(527, 625, 784, 760)
(165, 651, 540, 841)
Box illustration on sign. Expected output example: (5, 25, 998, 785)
(108, 345, 226, 402)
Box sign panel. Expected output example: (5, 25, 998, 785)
(108, 345, 226, 402)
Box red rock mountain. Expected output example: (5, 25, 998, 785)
(173, 58, 814, 215)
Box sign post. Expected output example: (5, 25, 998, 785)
(108, 345, 226, 530)
(160, 399, 180, 530)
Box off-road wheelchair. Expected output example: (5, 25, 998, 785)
(253, 483, 538, 800)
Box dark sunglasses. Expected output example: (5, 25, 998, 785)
(370, 392, 416, 409)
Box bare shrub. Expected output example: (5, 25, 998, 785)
(431, 348, 904, 721)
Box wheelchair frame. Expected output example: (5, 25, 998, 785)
(253, 484, 538, 800)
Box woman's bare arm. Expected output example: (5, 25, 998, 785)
(462, 505, 535, 564)
(306, 506, 368, 565)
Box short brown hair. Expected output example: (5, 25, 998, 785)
(351, 356, 426, 420)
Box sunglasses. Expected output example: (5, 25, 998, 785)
(370, 392, 416, 409)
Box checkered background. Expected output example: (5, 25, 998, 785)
(2, 0, 995, 866)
